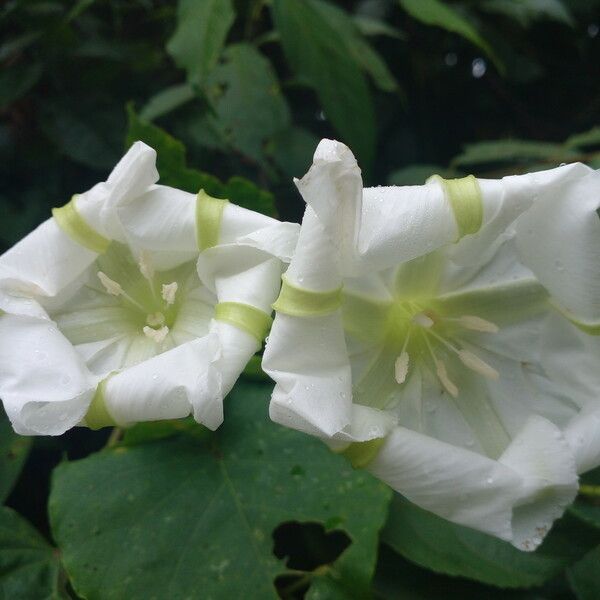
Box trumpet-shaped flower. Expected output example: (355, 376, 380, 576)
(263, 139, 600, 550)
(0, 142, 298, 435)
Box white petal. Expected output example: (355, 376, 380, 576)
(0, 312, 96, 435)
(515, 165, 600, 322)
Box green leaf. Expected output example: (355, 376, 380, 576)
(452, 139, 575, 168)
(205, 43, 291, 161)
(49, 382, 391, 599)
(166, 0, 236, 85)
(0, 506, 64, 600)
(310, 1, 400, 93)
(139, 83, 196, 122)
(0, 410, 31, 502)
(569, 469, 600, 530)
(126, 105, 276, 215)
(481, 0, 574, 27)
(565, 126, 600, 150)
(398, 0, 503, 72)
(0, 62, 42, 108)
(267, 126, 320, 179)
(568, 546, 600, 600)
(353, 15, 406, 40)
(272, 0, 376, 168)
(382, 495, 576, 589)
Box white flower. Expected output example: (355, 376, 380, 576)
(0, 142, 298, 436)
(263, 138, 600, 550)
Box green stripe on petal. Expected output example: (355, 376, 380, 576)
(196, 189, 228, 251)
(52, 196, 111, 254)
(273, 275, 343, 317)
(340, 437, 387, 469)
(85, 377, 117, 430)
(214, 302, 272, 342)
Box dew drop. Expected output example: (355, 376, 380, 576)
(471, 57, 487, 78)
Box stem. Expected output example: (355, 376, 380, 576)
(579, 484, 600, 498)
(106, 427, 123, 448)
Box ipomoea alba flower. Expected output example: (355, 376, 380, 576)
(263, 138, 600, 550)
(0, 141, 298, 435)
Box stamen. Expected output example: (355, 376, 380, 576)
(138, 250, 155, 281)
(97, 271, 123, 296)
(455, 315, 499, 333)
(458, 350, 499, 380)
(146, 312, 166, 327)
(413, 312, 434, 328)
(162, 282, 178, 305)
(143, 325, 169, 344)
(436, 359, 459, 397)
(395, 352, 410, 384)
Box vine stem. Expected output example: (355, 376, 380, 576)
(579, 484, 600, 498)
(106, 426, 123, 448)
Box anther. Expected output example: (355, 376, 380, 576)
(455, 315, 499, 333)
(97, 271, 123, 296)
(138, 250, 155, 281)
(436, 359, 459, 397)
(413, 312, 434, 328)
(162, 282, 178, 305)
(146, 312, 166, 327)
(395, 352, 410, 384)
(458, 350, 499, 380)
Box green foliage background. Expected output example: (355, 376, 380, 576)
(1, 0, 600, 598)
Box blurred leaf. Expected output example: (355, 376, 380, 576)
(0, 506, 64, 599)
(565, 126, 600, 150)
(353, 15, 406, 39)
(41, 102, 122, 170)
(310, 1, 400, 93)
(387, 164, 459, 185)
(139, 83, 196, 122)
(267, 126, 320, 179)
(0, 32, 41, 61)
(126, 105, 276, 215)
(0, 410, 31, 502)
(481, 0, 574, 27)
(569, 469, 600, 530)
(272, 0, 376, 168)
(567, 545, 600, 600)
(398, 0, 503, 72)
(49, 382, 391, 599)
(166, 0, 235, 85)
(382, 495, 579, 589)
(0, 62, 42, 108)
(452, 139, 575, 168)
(205, 43, 291, 161)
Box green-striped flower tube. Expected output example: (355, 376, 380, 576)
(263, 138, 600, 551)
(0, 142, 299, 435)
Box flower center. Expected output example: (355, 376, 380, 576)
(389, 300, 499, 397)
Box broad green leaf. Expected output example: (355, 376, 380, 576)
(382, 494, 578, 588)
(139, 83, 196, 122)
(267, 126, 320, 179)
(0, 62, 42, 108)
(566, 126, 600, 150)
(272, 0, 376, 167)
(398, 0, 503, 72)
(0, 410, 31, 502)
(481, 0, 574, 27)
(205, 43, 291, 161)
(452, 139, 575, 168)
(0, 506, 64, 600)
(310, 0, 400, 93)
(387, 164, 459, 185)
(567, 545, 600, 600)
(166, 0, 235, 85)
(126, 106, 276, 215)
(569, 469, 600, 530)
(49, 382, 391, 599)
(353, 15, 406, 40)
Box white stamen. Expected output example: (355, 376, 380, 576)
(456, 315, 499, 333)
(97, 271, 123, 296)
(138, 250, 154, 281)
(146, 312, 165, 327)
(162, 282, 178, 305)
(458, 350, 499, 380)
(395, 352, 410, 384)
(436, 359, 459, 397)
(413, 312, 434, 328)
(143, 325, 169, 344)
